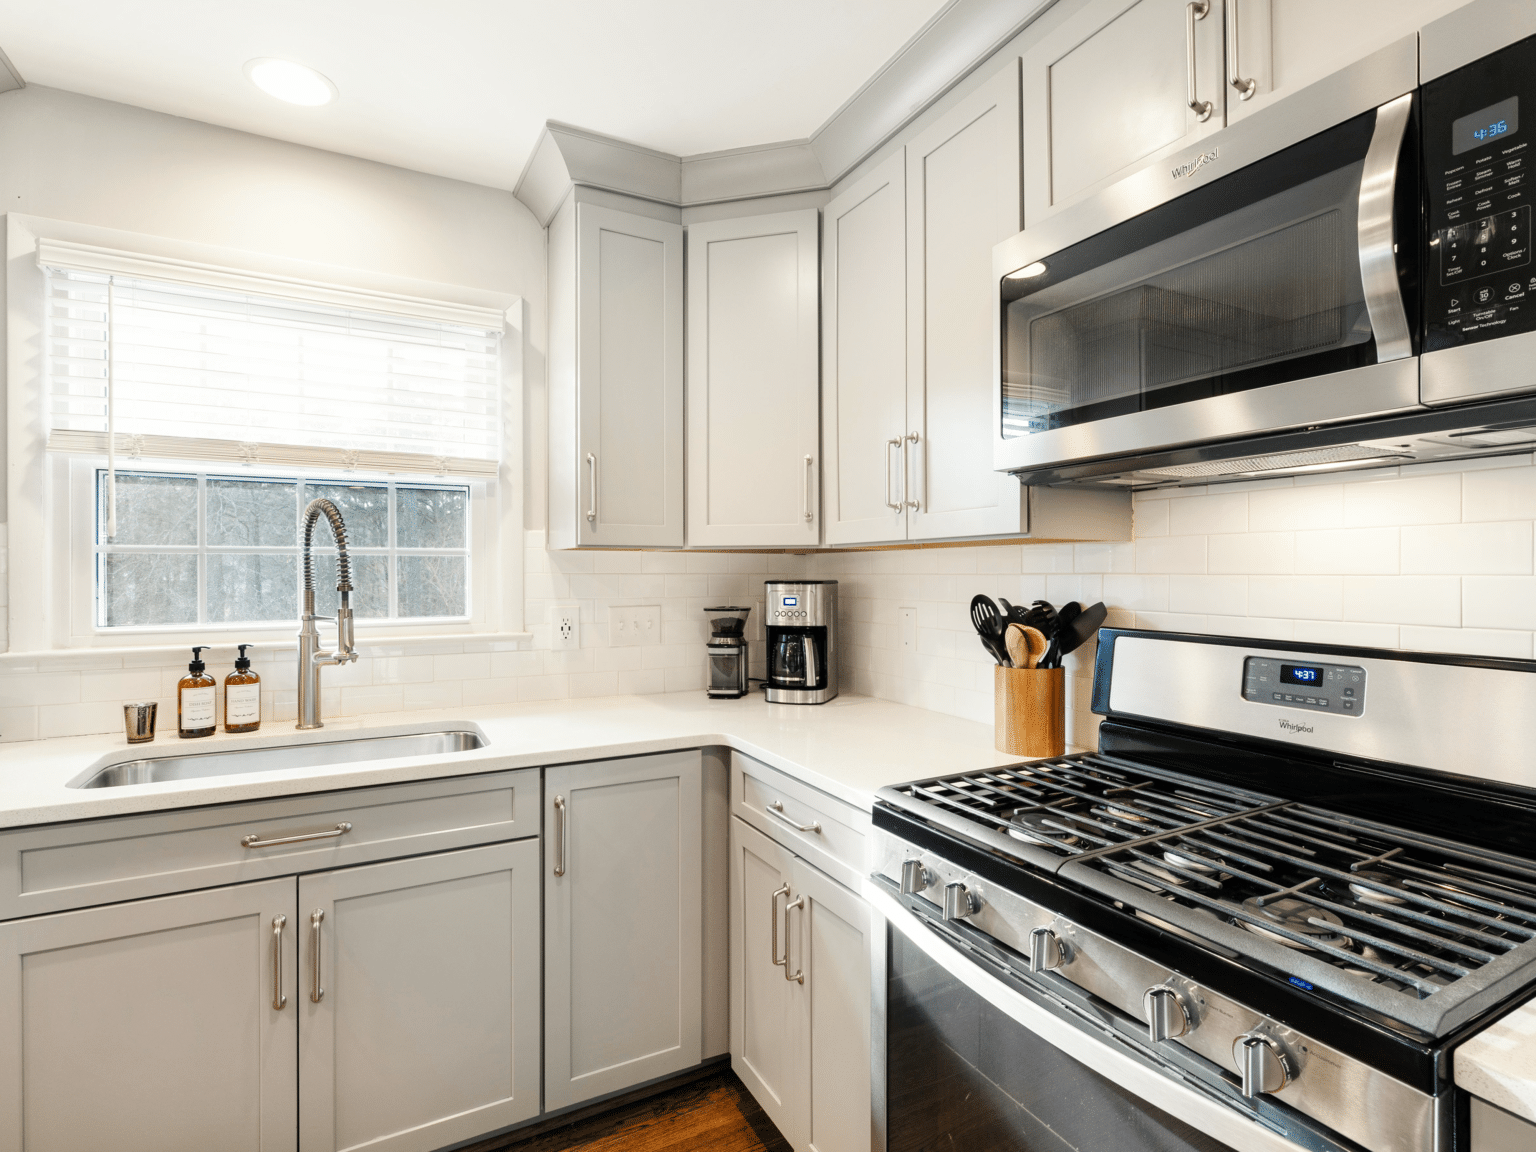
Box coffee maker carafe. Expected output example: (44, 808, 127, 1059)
(704, 606, 751, 699)
(764, 580, 837, 704)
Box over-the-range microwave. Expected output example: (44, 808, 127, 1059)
(993, 6, 1536, 488)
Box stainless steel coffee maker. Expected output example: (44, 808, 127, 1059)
(704, 606, 751, 699)
(764, 580, 837, 704)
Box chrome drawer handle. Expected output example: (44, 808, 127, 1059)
(553, 795, 567, 876)
(771, 883, 791, 968)
(310, 910, 325, 1004)
(242, 822, 352, 849)
(783, 895, 806, 984)
(1186, 1, 1214, 121)
(766, 800, 820, 834)
(272, 914, 287, 1010)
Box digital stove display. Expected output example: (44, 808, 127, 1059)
(1454, 95, 1520, 155)
(1243, 656, 1366, 716)
(1281, 664, 1321, 685)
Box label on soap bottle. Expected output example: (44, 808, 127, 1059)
(181, 686, 216, 730)
(226, 683, 261, 726)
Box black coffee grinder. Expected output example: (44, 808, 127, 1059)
(704, 606, 751, 699)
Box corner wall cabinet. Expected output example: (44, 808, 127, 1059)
(548, 197, 685, 549)
(686, 210, 821, 548)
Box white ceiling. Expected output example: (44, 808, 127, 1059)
(0, 0, 951, 191)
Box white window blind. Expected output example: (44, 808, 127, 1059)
(42, 260, 504, 479)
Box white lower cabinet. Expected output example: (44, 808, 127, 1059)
(730, 816, 872, 1152)
(0, 877, 300, 1152)
(298, 841, 542, 1152)
(544, 751, 704, 1110)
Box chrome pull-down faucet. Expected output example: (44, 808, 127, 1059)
(297, 497, 359, 730)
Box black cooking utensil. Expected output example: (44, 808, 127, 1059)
(1042, 601, 1081, 669)
(969, 594, 1010, 665)
(1057, 602, 1108, 661)
(1023, 600, 1056, 635)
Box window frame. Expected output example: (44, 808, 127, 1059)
(9, 213, 528, 654)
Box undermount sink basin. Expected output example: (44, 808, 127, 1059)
(70, 729, 487, 789)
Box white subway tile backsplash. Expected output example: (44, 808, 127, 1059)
(1247, 484, 1342, 532)
(1342, 576, 1461, 626)
(1343, 473, 1461, 527)
(1170, 575, 1247, 617)
(1208, 532, 1294, 574)
(1135, 535, 1207, 574)
(1132, 498, 1170, 537)
(1168, 491, 1248, 535)
(1291, 620, 1401, 648)
(1294, 528, 1399, 574)
(1463, 465, 1536, 521)
(1399, 625, 1533, 658)
(1401, 522, 1533, 575)
(1463, 576, 1536, 630)
(1249, 576, 1343, 619)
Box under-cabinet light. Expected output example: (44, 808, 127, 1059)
(1005, 262, 1048, 280)
(244, 58, 337, 106)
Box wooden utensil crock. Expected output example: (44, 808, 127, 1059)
(994, 665, 1066, 758)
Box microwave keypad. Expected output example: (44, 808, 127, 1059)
(1242, 658, 1366, 717)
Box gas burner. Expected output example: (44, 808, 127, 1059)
(1349, 869, 1409, 905)
(1007, 810, 1080, 847)
(1128, 859, 1190, 888)
(1163, 849, 1221, 874)
(1237, 896, 1349, 951)
(1102, 805, 1152, 823)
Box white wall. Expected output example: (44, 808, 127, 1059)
(811, 457, 1536, 749)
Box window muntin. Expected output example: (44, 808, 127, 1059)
(95, 469, 470, 630)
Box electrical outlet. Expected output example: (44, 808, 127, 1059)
(552, 603, 581, 650)
(610, 604, 662, 647)
(899, 607, 918, 653)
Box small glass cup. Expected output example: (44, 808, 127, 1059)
(123, 702, 158, 744)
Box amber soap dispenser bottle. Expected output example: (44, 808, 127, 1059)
(225, 643, 261, 734)
(177, 646, 217, 738)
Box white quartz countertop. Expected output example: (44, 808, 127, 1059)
(0, 691, 1019, 829)
(1458, 995, 1536, 1125)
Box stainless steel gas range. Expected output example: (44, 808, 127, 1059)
(868, 629, 1536, 1152)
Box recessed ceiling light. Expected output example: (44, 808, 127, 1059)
(1005, 262, 1048, 281)
(244, 58, 337, 106)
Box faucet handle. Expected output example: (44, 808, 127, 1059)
(335, 605, 356, 658)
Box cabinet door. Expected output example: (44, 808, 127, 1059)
(1022, 0, 1227, 223)
(729, 817, 808, 1149)
(905, 59, 1027, 541)
(576, 203, 685, 547)
(1228, 0, 1468, 125)
(794, 856, 873, 1152)
(545, 752, 703, 1109)
(687, 210, 821, 548)
(0, 878, 298, 1152)
(821, 153, 909, 546)
(298, 841, 540, 1152)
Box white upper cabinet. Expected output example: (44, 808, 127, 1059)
(1227, 0, 1472, 124)
(1024, 0, 1228, 223)
(549, 198, 685, 549)
(821, 153, 909, 546)
(687, 210, 821, 548)
(906, 59, 1028, 540)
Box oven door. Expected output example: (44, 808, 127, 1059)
(868, 882, 1358, 1152)
(992, 89, 1419, 484)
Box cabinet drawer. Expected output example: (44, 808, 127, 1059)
(0, 768, 539, 920)
(731, 753, 869, 887)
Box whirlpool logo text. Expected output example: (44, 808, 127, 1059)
(1278, 719, 1315, 735)
(1172, 148, 1220, 179)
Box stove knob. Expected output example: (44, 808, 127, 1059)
(942, 882, 979, 921)
(1143, 985, 1192, 1043)
(1233, 1032, 1296, 1098)
(1028, 927, 1064, 972)
(899, 860, 933, 896)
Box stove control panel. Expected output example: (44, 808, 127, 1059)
(1242, 657, 1366, 716)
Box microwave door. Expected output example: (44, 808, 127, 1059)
(996, 96, 1418, 478)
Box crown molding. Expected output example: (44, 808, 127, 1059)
(0, 43, 25, 95)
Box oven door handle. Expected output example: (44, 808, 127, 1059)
(865, 881, 1320, 1152)
(1357, 93, 1415, 364)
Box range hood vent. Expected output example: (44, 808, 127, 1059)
(1140, 444, 1409, 479)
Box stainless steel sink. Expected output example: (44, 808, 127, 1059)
(71, 730, 486, 789)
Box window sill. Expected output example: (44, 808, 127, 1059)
(0, 632, 535, 671)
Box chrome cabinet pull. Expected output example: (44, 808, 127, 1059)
(771, 883, 791, 967)
(553, 794, 567, 877)
(783, 895, 806, 984)
(1225, 0, 1256, 99)
(1185, 1, 1214, 121)
(272, 914, 288, 1010)
(310, 910, 325, 1003)
(802, 455, 815, 522)
(585, 453, 597, 523)
(242, 822, 351, 849)
(885, 437, 903, 512)
(903, 432, 921, 511)
(766, 800, 821, 834)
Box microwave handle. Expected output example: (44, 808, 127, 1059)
(1357, 93, 1415, 363)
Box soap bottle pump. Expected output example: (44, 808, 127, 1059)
(224, 643, 261, 734)
(177, 646, 217, 738)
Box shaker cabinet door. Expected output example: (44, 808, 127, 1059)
(297, 841, 541, 1152)
(0, 877, 299, 1152)
(545, 752, 704, 1110)
(687, 210, 821, 548)
(906, 58, 1027, 541)
(822, 152, 910, 546)
(1022, 0, 1227, 224)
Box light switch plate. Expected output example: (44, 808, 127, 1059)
(553, 603, 581, 650)
(899, 607, 918, 653)
(611, 604, 662, 647)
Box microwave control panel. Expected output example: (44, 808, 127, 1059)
(1242, 657, 1366, 717)
(1423, 32, 1536, 354)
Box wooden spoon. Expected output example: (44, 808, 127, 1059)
(1006, 624, 1049, 669)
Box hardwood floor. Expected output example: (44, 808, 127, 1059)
(463, 1068, 792, 1152)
